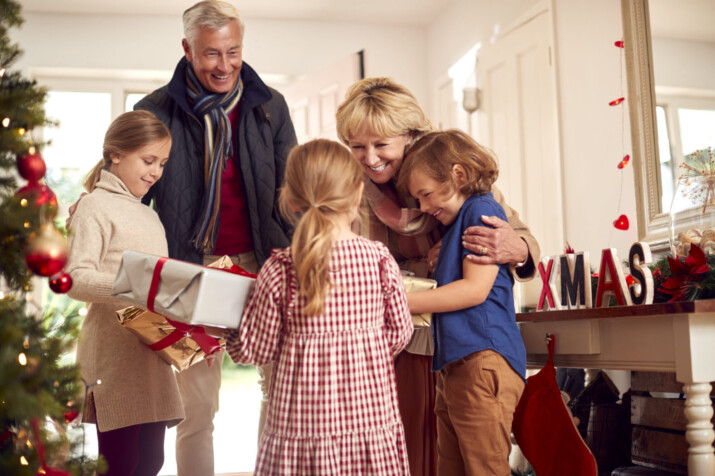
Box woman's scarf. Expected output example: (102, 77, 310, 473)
(362, 179, 442, 270)
(186, 63, 243, 253)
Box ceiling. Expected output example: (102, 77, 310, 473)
(21, 0, 715, 41)
(648, 0, 715, 42)
(21, 0, 455, 26)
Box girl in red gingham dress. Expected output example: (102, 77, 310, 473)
(225, 139, 413, 475)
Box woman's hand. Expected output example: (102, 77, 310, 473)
(462, 215, 528, 265)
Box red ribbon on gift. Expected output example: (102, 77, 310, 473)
(217, 263, 257, 279)
(145, 257, 222, 355)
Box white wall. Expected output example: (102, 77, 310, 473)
(552, 0, 638, 261)
(12, 12, 429, 107)
(652, 37, 715, 90)
(425, 0, 541, 118)
(426, 0, 639, 262)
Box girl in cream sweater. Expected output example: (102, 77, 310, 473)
(66, 110, 183, 476)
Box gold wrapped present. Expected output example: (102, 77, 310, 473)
(402, 275, 438, 327)
(117, 306, 225, 372)
(111, 250, 255, 329)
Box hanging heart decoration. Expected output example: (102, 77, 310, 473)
(613, 214, 629, 230)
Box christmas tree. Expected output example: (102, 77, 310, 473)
(0, 0, 102, 474)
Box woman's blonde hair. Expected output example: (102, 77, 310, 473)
(183, 0, 245, 50)
(396, 129, 499, 197)
(336, 77, 434, 145)
(279, 139, 364, 316)
(83, 110, 171, 192)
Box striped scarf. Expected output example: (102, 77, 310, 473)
(186, 63, 243, 253)
(362, 179, 442, 275)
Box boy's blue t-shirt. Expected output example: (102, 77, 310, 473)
(431, 192, 526, 380)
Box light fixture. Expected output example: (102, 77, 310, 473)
(462, 86, 480, 136)
(462, 87, 480, 114)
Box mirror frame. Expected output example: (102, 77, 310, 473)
(621, 0, 669, 251)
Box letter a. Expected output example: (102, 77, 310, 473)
(595, 249, 632, 307)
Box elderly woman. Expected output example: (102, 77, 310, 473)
(335, 77, 540, 476)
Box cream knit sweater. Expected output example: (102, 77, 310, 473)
(67, 170, 184, 431)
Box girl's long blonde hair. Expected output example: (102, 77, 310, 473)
(83, 110, 171, 192)
(279, 139, 364, 316)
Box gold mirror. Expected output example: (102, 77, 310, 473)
(622, 0, 715, 251)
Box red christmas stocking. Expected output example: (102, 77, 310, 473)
(512, 335, 597, 476)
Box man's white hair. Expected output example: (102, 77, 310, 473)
(183, 1, 245, 49)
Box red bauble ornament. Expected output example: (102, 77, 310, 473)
(613, 214, 630, 230)
(49, 271, 73, 294)
(25, 224, 68, 277)
(615, 40, 625, 48)
(63, 408, 80, 424)
(16, 182, 58, 219)
(17, 151, 46, 183)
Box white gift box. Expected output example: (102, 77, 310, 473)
(111, 250, 255, 329)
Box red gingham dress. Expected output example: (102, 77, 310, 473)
(226, 237, 413, 475)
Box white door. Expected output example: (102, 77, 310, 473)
(282, 52, 363, 143)
(433, 74, 462, 132)
(477, 4, 563, 258)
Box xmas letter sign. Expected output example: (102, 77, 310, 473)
(536, 242, 653, 311)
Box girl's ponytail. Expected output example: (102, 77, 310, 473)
(279, 139, 364, 316)
(291, 206, 334, 316)
(83, 158, 110, 192)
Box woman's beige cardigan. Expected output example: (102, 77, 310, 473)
(66, 170, 184, 432)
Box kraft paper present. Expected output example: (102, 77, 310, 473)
(111, 250, 255, 329)
(402, 275, 437, 327)
(117, 306, 225, 371)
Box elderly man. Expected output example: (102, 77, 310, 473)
(135, 1, 296, 474)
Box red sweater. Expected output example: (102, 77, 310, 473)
(213, 104, 253, 255)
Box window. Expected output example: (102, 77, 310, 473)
(655, 90, 715, 212)
(43, 91, 112, 212)
(30, 70, 168, 215)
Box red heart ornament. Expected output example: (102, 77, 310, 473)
(613, 214, 629, 230)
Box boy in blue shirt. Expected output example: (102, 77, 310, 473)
(397, 129, 526, 476)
